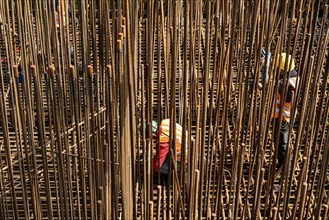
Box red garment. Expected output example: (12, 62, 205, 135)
(153, 141, 169, 173)
(152, 119, 189, 173)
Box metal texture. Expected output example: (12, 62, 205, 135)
(0, 0, 328, 219)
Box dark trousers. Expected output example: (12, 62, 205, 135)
(153, 155, 169, 186)
(274, 119, 290, 168)
(159, 155, 169, 174)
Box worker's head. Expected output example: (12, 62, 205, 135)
(275, 53, 295, 73)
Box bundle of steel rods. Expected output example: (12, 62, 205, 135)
(0, 0, 328, 219)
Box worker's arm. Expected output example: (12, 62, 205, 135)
(263, 51, 271, 86)
(249, 51, 271, 90)
(250, 59, 272, 91)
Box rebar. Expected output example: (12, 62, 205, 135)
(0, 0, 328, 219)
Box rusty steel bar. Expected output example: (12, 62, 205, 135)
(0, 0, 328, 219)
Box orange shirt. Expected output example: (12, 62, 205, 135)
(272, 77, 297, 123)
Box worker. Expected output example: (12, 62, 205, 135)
(272, 53, 298, 170)
(152, 119, 189, 177)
